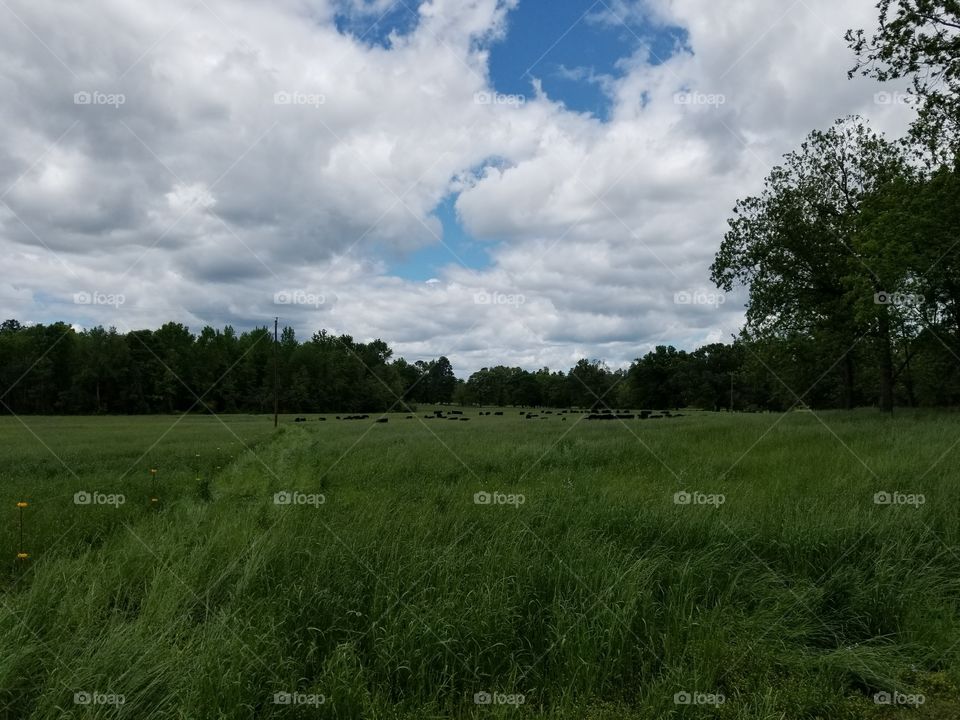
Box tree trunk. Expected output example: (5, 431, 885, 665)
(951, 284, 960, 350)
(878, 311, 894, 413)
(842, 353, 855, 410)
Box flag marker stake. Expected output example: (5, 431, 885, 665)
(15, 501, 28, 561)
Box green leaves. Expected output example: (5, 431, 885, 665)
(847, 1, 960, 159)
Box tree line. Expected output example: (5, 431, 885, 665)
(0, 319, 739, 414)
(2, 316, 959, 415)
(0, 320, 461, 415)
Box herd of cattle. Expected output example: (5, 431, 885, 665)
(292, 408, 682, 423)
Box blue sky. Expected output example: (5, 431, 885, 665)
(341, 0, 689, 282)
(486, 1, 688, 116)
(386, 195, 493, 279)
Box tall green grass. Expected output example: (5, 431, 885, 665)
(0, 415, 273, 583)
(1, 410, 958, 718)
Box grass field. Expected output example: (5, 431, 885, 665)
(1, 409, 960, 719)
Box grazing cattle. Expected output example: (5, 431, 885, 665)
(376, 418, 388, 423)
(494, 411, 503, 416)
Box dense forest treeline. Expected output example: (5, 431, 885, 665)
(0, 320, 454, 414)
(2, 318, 960, 415)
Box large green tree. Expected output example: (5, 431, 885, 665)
(712, 117, 910, 410)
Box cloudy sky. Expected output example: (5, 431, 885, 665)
(0, 0, 914, 375)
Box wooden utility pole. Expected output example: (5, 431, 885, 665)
(273, 317, 279, 428)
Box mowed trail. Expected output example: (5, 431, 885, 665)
(1, 411, 959, 718)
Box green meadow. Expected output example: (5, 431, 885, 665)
(1, 410, 959, 719)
